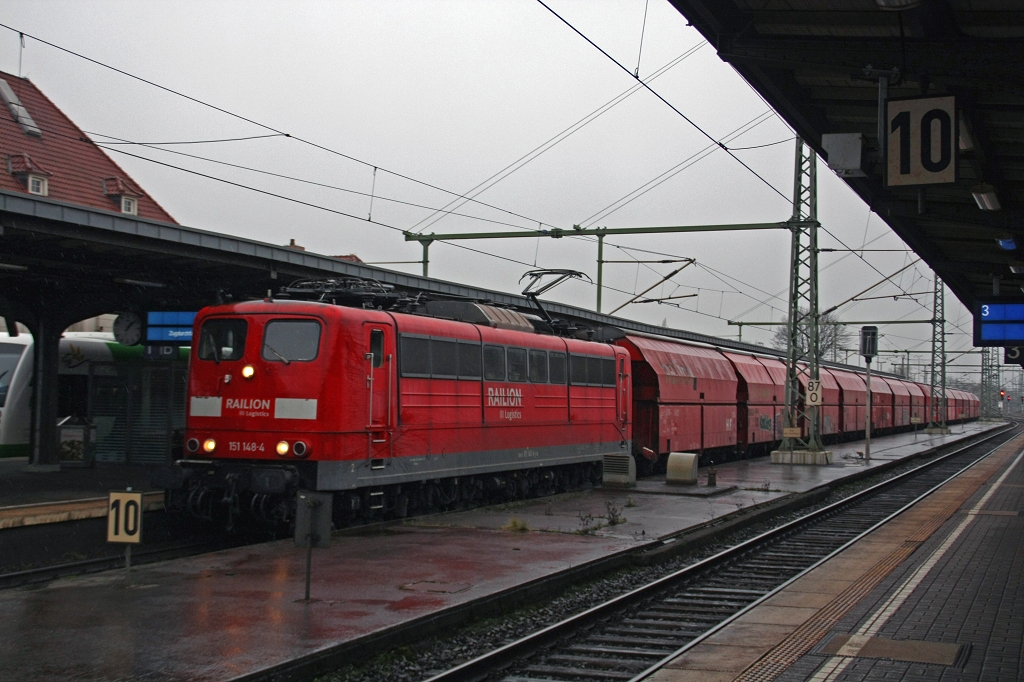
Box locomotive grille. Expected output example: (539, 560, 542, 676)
(603, 454, 632, 476)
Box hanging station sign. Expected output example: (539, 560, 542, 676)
(145, 311, 197, 344)
(974, 300, 1024, 346)
(886, 95, 957, 187)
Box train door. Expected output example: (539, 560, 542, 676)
(363, 323, 395, 462)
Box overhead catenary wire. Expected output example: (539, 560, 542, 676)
(33, 123, 549, 233)
(4, 22, 962, 347)
(96, 133, 288, 145)
(3, 21, 800, 324)
(406, 41, 707, 235)
(91, 143, 710, 310)
(0, 22, 565, 234)
(535, 0, 790, 204)
(579, 111, 777, 227)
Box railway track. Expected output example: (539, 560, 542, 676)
(425, 421, 1020, 682)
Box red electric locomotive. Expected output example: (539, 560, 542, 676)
(166, 289, 630, 527)
(159, 278, 979, 529)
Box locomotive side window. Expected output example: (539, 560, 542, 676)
(198, 319, 248, 362)
(549, 352, 566, 384)
(483, 345, 505, 381)
(602, 358, 616, 386)
(262, 320, 321, 363)
(570, 354, 587, 385)
(529, 350, 548, 383)
(431, 339, 458, 378)
(369, 329, 384, 368)
(568, 353, 617, 386)
(457, 342, 481, 379)
(400, 335, 430, 376)
(507, 348, 528, 382)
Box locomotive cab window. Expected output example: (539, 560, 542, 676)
(369, 329, 384, 368)
(262, 319, 321, 363)
(198, 319, 248, 362)
(483, 345, 505, 381)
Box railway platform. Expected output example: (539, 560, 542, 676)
(0, 422, 1006, 682)
(0, 457, 162, 530)
(649, 425, 1024, 682)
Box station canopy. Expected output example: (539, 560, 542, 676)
(669, 0, 1024, 309)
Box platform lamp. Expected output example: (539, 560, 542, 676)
(860, 326, 878, 460)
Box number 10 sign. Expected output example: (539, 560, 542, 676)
(107, 491, 143, 544)
(887, 95, 956, 187)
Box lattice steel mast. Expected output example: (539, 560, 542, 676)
(980, 347, 998, 418)
(927, 276, 948, 429)
(778, 139, 824, 452)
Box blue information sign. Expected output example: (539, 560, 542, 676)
(146, 311, 197, 345)
(974, 301, 1024, 346)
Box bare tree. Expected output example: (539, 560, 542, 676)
(770, 310, 853, 362)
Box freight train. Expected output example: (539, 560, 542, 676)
(157, 279, 978, 529)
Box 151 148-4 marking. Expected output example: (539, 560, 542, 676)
(229, 442, 266, 452)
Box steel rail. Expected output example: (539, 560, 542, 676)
(0, 536, 249, 590)
(424, 421, 1018, 682)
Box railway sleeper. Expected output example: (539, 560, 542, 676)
(646, 604, 741, 618)
(566, 645, 669, 658)
(631, 611, 727, 625)
(603, 625, 706, 638)
(522, 664, 635, 680)
(588, 634, 690, 648)
(621, 617, 720, 630)
(542, 654, 652, 670)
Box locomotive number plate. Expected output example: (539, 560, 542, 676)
(229, 441, 266, 453)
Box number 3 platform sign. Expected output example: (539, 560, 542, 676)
(108, 489, 143, 574)
(887, 95, 956, 187)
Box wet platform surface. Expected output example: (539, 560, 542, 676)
(0, 422, 1004, 682)
(650, 424, 1024, 682)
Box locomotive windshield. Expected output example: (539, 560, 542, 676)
(262, 320, 321, 363)
(198, 319, 247, 362)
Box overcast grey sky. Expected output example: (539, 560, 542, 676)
(0, 1, 986, 383)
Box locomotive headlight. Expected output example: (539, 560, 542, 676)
(292, 441, 309, 457)
(202, 438, 217, 453)
(276, 440, 290, 456)
(241, 365, 255, 379)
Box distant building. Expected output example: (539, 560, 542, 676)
(0, 71, 176, 336)
(0, 72, 176, 222)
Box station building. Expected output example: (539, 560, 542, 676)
(0, 70, 186, 466)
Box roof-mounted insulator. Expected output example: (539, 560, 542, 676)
(0, 78, 42, 137)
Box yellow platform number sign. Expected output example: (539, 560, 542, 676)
(107, 491, 143, 544)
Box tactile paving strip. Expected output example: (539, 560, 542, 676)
(732, 433, 1024, 682)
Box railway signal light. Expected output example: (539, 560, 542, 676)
(1000, 390, 1006, 400)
